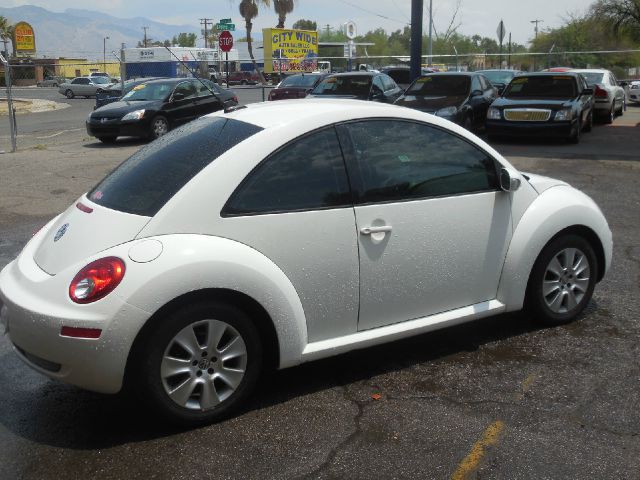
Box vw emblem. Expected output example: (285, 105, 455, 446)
(54, 223, 69, 242)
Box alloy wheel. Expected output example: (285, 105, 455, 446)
(542, 247, 591, 314)
(160, 319, 248, 410)
(152, 118, 169, 138)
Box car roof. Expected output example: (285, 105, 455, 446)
(569, 69, 609, 74)
(137, 78, 193, 85)
(422, 72, 477, 77)
(325, 72, 380, 78)
(515, 72, 581, 78)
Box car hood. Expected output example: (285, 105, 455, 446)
(395, 94, 467, 111)
(91, 100, 163, 117)
(492, 98, 573, 109)
(523, 173, 568, 194)
(33, 197, 150, 275)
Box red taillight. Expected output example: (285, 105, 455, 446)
(69, 257, 126, 304)
(595, 85, 608, 98)
(60, 326, 102, 339)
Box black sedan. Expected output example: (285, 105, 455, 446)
(485, 72, 594, 144)
(394, 72, 497, 130)
(86, 78, 238, 143)
(308, 72, 403, 103)
(94, 77, 165, 109)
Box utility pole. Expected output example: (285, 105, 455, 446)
(410, 0, 424, 81)
(200, 18, 214, 48)
(103, 36, 110, 72)
(142, 26, 149, 47)
(325, 24, 332, 37)
(508, 32, 512, 69)
(530, 19, 543, 70)
(428, 0, 433, 67)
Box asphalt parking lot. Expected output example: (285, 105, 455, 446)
(0, 89, 639, 479)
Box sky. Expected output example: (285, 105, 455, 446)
(5, 0, 592, 45)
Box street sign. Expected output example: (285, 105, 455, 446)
(496, 20, 506, 43)
(219, 30, 234, 53)
(215, 23, 235, 31)
(220, 18, 232, 24)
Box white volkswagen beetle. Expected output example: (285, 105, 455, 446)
(0, 100, 612, 425)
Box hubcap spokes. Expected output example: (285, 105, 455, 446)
(542, 247, 590, 314)
(161, 319, 248, 410)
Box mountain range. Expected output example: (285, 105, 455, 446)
(0, 5, 233, 61)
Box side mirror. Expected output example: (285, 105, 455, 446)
(581, 88, 594, 96)
(172, 92, 185, 101)
(471, 89, 483, 97)
(500, 168, 521, 192)
(370, 87, 384, 100)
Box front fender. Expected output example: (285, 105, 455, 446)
(498, 185, 612, 310)
(115, 234, 308, 369)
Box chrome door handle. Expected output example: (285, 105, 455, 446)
(360, 225, 392, 235)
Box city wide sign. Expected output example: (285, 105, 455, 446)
(262, 28, 318, 73)
(14, 21, 36, 57)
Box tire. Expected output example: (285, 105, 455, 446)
(97, 136, 117, 143)
(526, 234, 598, 326)
(605, 103, 614, 124)
(568, 120, 581, 144)
(617, 97, 625, 116)
(65, 89, 74, 99)
(582, 110, 593, 132)
(132, 302, 263, 426)
(149, 115, 169, 140)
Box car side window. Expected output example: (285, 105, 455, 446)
(195, 79, 215, 97)
(223, 128, 351, 216)
(479, 75, 490, 90)
(337, 120, 498, 204)
(381, 74, 397, 91)
(174, 81, 197, 99)
(471, 76, 482, 92)
(372, 76, 385, 95)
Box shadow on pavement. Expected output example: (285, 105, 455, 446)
(83, 137, 147, 149)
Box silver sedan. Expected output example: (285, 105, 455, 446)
(571, 69, 626, 123)
(58, 76, 112, 99)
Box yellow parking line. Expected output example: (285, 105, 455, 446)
(451, 420, 505, 480)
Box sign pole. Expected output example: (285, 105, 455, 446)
(226, 52, 229, 89)
(0, 52, 17, 152)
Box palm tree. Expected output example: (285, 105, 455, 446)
(273, 0, 295, 29)
(0, 16, 13, 58)
(239, 0, 270, 84)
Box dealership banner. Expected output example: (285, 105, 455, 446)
(262, 28, 318, 73)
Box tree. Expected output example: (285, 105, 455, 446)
(292, 19, 317, 31)
(172, 32, 197, 47)
(0, 16, 13, 57)
(273, 0, 295, 29)
(592, 0, 640, 38)
(239, 0, 270, 83)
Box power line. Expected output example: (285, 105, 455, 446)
(337, 0, 409, 25)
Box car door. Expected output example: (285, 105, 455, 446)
(336, 119, 512, 331)
(468, 75, 490, 128)
(194, 79, 224, 116)
(164, 81, 199, 126)
(72, 78, 89, 96)
(609, 72, 624, 107)
(381, 74, 404, 102)
(219, 127, 359, 343)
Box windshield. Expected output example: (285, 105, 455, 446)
(406, 75, 471, 96)
(89, 117, 263, 216)
(311, 75, 372, 96)
(280, 74, 321, 88)
(92, 77, 111, 85)
(479, 71, 515, 85)
(503, 76, 577, 99)
(580, 72, 604, 85)
(122, 82, 175, 101)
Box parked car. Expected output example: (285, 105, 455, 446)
(571, 69, 626, 123)
(394, 72, 497, 130)
(37, 76, 65, 87)
(308, 72, 403, 103)
(379, 66, 441, 90)
(226, 71, 260, 85)
(0, 99, 612, 426)
(476, 69, 522, 94)
(58, 76, 112, 99)
(86, 78, 238, 143)
(94, 77, 166, 109)
(268, 73, 327, 101)
(89, 72, 110, 78)
(628, 80, 640, 104)
(486, 72, 594, 143)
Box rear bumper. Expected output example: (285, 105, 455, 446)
(0, 227, 150, 394)
(486, 119, 575, 137)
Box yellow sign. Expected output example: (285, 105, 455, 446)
(262, 28, 318, 73)
(14, 21, 36, 56)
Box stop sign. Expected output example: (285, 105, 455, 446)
(219, 31, 233, 53)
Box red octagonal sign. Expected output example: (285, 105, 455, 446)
(219, 31, 233, 53)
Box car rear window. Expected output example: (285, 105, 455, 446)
(88, 116, 263, 216)
(406, 75, 471, 96)
(504, 76, 577, 99)
(280, 74, 321, 87)
(312, 76, 372, 96)
(580, 72, 604, 86)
